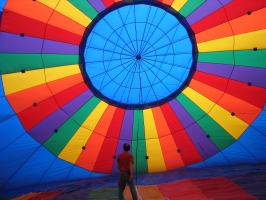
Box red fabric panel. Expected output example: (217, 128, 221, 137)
(93, 108, 125, 173)
(53, 82, 88, 108)
(192, 0, 266, 34)
(17, 96, 59, 131)
(161, 103, 203, 165)
(158, 179, 209, 199)
(226, 79, 266, 109)
(1, 10, 82, 45)
(192, 71, 228, 92)
(1, 10, 46, 38)
(191, 177, 258, 200)
(102, 0, 115, 7)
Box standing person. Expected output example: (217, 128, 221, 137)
(117, 143, 138, 200)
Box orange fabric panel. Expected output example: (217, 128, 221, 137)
(230, 7, 266, 35)
(189, 79, 261, 124)
(189, 78, 224, 103)
(6, 84, 53, 113)
(159, 135, 185, 170)
(4, 0, 53, 22)
(46, 74, 84, 95)
(151, 106, 171, 138)
(76, 106, 116, 171)
(195, 22, 233, 43)
(137, 185, 164, 200)
(158, 179, 210, 200)
(48, 9, 85, 36)
(162, 0, 174, 5)
(152, 107, 184, 170)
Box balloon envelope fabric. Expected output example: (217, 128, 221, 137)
(0, 0, 266, 191)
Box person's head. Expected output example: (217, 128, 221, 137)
(123, 143, 130, 151)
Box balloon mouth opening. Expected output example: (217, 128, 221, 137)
(79, 1, 198, 109)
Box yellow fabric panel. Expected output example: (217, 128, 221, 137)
(182, 87, 215, 113)
(2, 69, 46, 95)
(81, 101, 108, 131)
(146, 139, 166, 173)
(58, 127, 92, 163)
(171, 0, 188, 11)
(234, 29, 266, 50)
(54, 0, 91, 27)
(183, 87, 248, 139)
(143, 109, 158, 139)
(45, 64, 81, 82)
(37, 0, 59, 8)
(197, 36, 234, 52)
(208, 105, 249, 139)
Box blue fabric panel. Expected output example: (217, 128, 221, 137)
(220, 142, 260, 165)
(40, 158, 73, 184)
(0, 115, 25, 152)
(7, 146, 56, 188)
(0, 75, 4, 97)
(250, 105, 266, 135)
(67, 165, 107, 180)
(0, 0, 7, 25)
(0, 97, 15, 123)
(0, 133, 40, 186)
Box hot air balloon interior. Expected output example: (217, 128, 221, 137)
(0, 0, 266, 199)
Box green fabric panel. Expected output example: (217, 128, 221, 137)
(132, 110, 145, 140)
(72, 96, 100, 124)
(44, 97, 100, 156)
(132, 110, 147, 174)
(0, 53, 43, 74)
(133, 139, 148, 174)
(179, 0, 206, 17)
(177, 93, 235, 150)
(42, 54, 79, 68)
(177, 93, 206, 121)
(235, 49, 266, 68)
(197, 116, 235, 150)
(69, 0, 98, 20)
(198, 51, 235, 65)
(44, 119, 80, 156)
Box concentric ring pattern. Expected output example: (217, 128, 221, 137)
(82, 4, 195, 106)
(0, 0, 266, 190)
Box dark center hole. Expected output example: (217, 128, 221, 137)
(136, 55, 141, 60)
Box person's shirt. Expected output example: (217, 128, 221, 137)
(117, 151, 134, 172)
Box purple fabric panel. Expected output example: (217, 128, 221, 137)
(197, 62, 233, 78)
(112, 110, 134, 173)
(169, 99, 219, 159)
(61, 89, 94, 116)
(186, 0, 223, 25)
(28, 109, 69, 144)
(42, 40, 79, 54)
(219, 0, 233, 6)
(231, 66, 266, 88)
(0, 32, 42, 53)
(88, 0, 106, 12)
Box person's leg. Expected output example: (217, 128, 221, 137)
(127, 178, 138, 200)
(118, 173, 127, 200)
